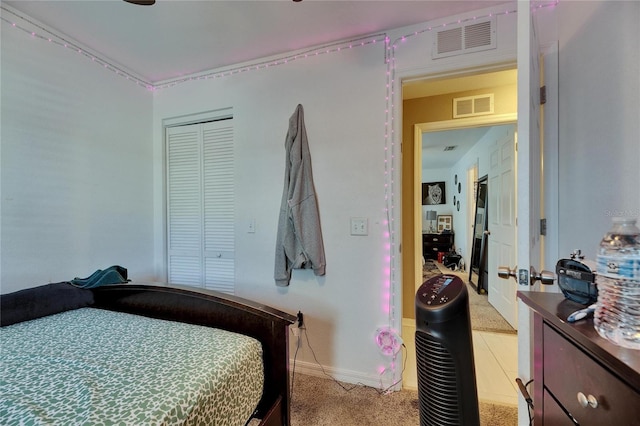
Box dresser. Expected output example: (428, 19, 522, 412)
(422, 232, 454, 260)
(518, 292, 640, 425)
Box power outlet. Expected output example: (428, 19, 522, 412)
(350, 217, 368, 236)
(297, 311, 304, 328)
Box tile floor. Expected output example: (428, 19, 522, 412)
(404, 261, 519, 406)
(472, 330, 518, 405)
(402, 325, 518, 406)
(434, 261, 518, 405)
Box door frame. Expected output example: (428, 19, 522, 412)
(412, 113, 517, 298)
(400, 64, 518, 391)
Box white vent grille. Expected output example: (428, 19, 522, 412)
(433, 17, 496, 59)
(453, 94, 494, 118)
(437, 27, 463, 54)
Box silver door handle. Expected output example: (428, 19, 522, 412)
(498, 266, 518, 281)
(530, 266, 555, 285)
(499, 265, 555, 285)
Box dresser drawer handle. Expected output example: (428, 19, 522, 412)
(577, 392, 599, 409)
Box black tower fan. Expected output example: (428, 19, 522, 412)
(415, 274, 480, 426)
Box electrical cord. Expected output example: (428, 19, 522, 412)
(526, 379, 534, 426)
(290, 322, 407, 397)
(515, 377, 534, 425)
(289, 327, 301, 402)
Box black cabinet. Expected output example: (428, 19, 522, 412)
(422, 232, 454, 260)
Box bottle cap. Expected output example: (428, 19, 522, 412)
(612, 217, 637, 224)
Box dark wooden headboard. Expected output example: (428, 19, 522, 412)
(91, 284, 296, 425)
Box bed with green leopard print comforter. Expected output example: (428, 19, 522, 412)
(0, 307, 264, 425)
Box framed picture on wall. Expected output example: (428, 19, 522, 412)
(422, 181, 446, 205)
(437, 215, 453, 232)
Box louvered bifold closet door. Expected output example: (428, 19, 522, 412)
(202, 121, 235, 294)
(167, 124, 202, 286)
(166, 120, 235, 294)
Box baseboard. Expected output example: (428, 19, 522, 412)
(290, 359, 396, 390)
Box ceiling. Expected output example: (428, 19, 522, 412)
(418, 68, 517, 169)
(3, 0, 508, 84)
(422, 126, 492, 169)
(3, 0, 515, 170)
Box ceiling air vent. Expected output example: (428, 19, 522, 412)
(453, 94, 494, 118)
(443, 146, 457, 152)
(433, 17, 496, 59)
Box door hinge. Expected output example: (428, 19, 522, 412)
(540, 218, 547, 236)
(540, 86, 547, 105)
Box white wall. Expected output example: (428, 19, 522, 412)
(556, 0, 640, 260)
(152, 41, 392, 384)
(5, 0, 633, 398)
(1, 13, 155, 293)
(150, 2, 520, 385)
(0, 0, 549, 387)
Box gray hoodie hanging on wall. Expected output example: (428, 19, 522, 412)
(274, 104, 326, 286)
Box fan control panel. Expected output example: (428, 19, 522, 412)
(417, 275, 463, 306)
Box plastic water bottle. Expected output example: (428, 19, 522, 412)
(594, 217, 640, 349)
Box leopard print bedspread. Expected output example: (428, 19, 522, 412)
(0, 308, 264, 425)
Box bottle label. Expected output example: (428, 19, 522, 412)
(597, 254, 640, 280)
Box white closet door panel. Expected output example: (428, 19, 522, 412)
(204, 257, 234, 294)
(169, 255, 201, 286)
(203, 121, 235, 255)
(167, 126, 202, 253)
(167, 125, 202, 286)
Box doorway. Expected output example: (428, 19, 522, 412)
(400, 69, 518, 391)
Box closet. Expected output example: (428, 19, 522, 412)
(166, 118, 235, 293)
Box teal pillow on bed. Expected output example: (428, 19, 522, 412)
(0, 282, 94, 326)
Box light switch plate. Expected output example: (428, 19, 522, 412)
(350, 217, 368, 236)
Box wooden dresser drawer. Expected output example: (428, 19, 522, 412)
(543, 390, 575, 425)
(422, 233, 454, 260)
(543, 323, 640, 425)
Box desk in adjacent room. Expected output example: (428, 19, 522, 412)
(422, 232, 454, 261)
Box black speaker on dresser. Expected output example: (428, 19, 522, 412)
(415, 274, 480, 426)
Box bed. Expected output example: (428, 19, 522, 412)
(0, 282, 296, 426)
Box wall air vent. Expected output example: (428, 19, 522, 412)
(443, 146, 457, 152)
(433, 17, 496, 59)
(453, 94, 494, 118)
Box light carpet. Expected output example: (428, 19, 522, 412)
(289, 373, 518, 425)
(423, 260, 516, 334)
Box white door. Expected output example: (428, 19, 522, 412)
(487, 128, 518, 328)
